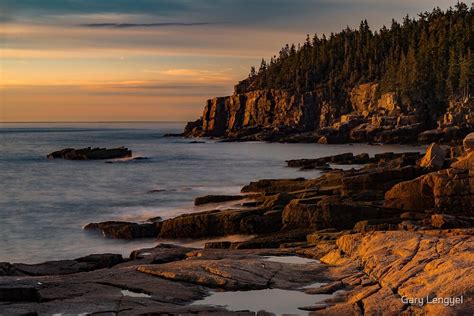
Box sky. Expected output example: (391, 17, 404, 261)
(0, 0, 458, 122)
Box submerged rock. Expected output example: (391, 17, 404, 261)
(47, 147, 132, 160)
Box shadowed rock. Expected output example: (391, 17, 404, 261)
(47, 147, 132, 160)
(84, 221, 160, 239)
(194, 194, 245, 206)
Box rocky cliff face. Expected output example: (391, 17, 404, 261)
(184, 82, 473, 144)
(190, 89, 343, 137)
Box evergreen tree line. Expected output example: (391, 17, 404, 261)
(247, 2, 474, 113)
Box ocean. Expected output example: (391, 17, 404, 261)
(0, 122, 425, 263)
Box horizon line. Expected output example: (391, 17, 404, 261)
(0, 120, 188, 124)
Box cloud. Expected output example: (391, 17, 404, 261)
(80, 22, 217, 28)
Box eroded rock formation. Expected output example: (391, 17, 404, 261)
(183, 82, 473, 144)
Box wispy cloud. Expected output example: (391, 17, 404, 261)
(80, 22, 217, 28)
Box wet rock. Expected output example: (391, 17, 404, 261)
(0, 280, 41, 302)
(2, 254, 123, 276)
(194, 194, 244, 206)
(84, 221, 160, 239)
(137, 252, 327, 291)
(182, 118, 203, 136)
(304, 281, 343, 294)
(129, 244, 194, 264)
(47, 147, 132, 160)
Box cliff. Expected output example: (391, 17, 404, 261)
(184, 83, 473, 144)
(182, 4, 474, 144)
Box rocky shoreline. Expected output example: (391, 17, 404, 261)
(179, 85, 473, 145)
(1, 134, 473, 315)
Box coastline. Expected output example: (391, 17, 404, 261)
(1, 133, 472, 314)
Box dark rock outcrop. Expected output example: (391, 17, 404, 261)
(0, 254, 122, 276)
(183, 80, 473, 144)
(84, 221, 160, 239)
(158, 208, 282, 239)
(194, 194, 244, 206)
(47, 147, 132, 160)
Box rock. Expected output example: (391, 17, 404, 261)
(306, 229, 341, 243)
(451, 151, 474, 170)
(350, 82, 379, 113)
(353, 217, 401, 232)
(430, 214, 473, 229)
(321, 230, 474, 316)
(400, 212, 428, 221)
(129, 244, 194, 264)
(418, 129, 444, 143)
(341, 165, 426, 198)
(158, 208, 281, 239)
(385, 167, 473, 214)
(204, 241, 232, 249)
(84, 221, 160, 239)
(231, 229, 314, 249)
(1, 254, 123, 276)
(420, 143, 447, 170)
(0, 280, 41, 302)
(47, 147, 132, 160)
(260, 193, 294, 209)
(194, 194, 244, 206)
(137, 251, 327, 291)
(304, 281, 343, 294)
(241, 178, 307, 194)
(182, 118, 203, 136)
(194, 90, 323, 137)
(463, 132, 474, 152)
(282, 196, 402, 230)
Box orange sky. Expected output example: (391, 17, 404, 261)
(0, 0, 456, 122)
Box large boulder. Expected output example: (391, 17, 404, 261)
(419, 143, 447, 170)
(463, 132, 474, 153)
(385, 167, 473, 214)
(282, 196, 402, 230)
(341, 165, 425, 197)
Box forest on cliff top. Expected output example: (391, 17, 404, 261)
(241, 2, 474, 114)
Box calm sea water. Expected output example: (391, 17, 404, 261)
(0, 122, 424, 263)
